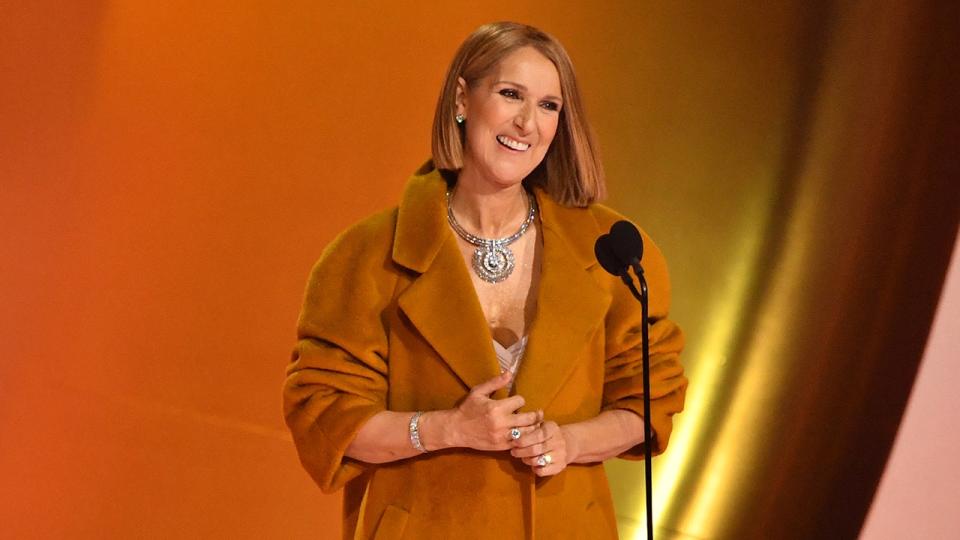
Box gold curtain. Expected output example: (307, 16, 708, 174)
(604, 1, 959, 538)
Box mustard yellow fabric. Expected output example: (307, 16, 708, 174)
(282, 164, 687, 539)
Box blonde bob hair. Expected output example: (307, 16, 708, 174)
(431, 22, 606, 207)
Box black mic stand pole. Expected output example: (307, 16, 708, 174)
(618, 261, 653, 540)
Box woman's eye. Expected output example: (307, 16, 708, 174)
(499, 88, 520, 99)
(540, 101, 560, 112)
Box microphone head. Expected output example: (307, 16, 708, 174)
(594, 234, 625, 276)
(609, 220, 644, 264)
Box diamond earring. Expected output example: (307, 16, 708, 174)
(455, 113, 465, 124)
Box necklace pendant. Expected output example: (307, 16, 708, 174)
(446, 187, 535, 285)
(472, 243, 515, 283)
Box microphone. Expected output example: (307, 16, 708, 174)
(594, 220, 644, 278)
(609, 220, 644, 274)
(594, 233, 626, 277)
(593, 219, 655, 540)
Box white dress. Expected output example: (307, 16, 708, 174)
(493, 335, 528, 391)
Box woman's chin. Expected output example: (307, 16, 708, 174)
(460, 157, 540, 190)
(488, 165, 539, 188)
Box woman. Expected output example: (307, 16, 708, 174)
(283, 22, 687, 539)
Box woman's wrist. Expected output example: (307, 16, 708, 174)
(419, 409, 461, 451)
(559, 424, 582, 464)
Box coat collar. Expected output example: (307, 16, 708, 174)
(394, 163, 611, 409)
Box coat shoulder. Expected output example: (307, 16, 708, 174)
(298, 206, 401, 339)
(587, 202, 628, 230)
(300, 207, 402, 316)
(315, 207, 399, 270)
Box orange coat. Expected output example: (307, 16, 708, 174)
(283, 164, 687, 539)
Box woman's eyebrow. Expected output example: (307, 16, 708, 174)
(494, 80, 563, 103)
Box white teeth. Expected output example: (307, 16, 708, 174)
(497, 135, 530, 151)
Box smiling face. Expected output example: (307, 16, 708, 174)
(456, 46, 563, 189)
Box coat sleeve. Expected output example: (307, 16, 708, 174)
(282, 211, 398, 493)
(600, 228, 688, 458)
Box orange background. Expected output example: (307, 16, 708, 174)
(3, 2, 957, 539)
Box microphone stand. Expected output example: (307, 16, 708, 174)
(618, 261, 653, 540)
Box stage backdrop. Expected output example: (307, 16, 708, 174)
(2, 1, 957, 539)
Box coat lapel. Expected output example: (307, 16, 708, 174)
(511, 189, 611, 411)
(394, 166, 503, 395)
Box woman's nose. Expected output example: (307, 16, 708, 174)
(514, 103, 535, 132)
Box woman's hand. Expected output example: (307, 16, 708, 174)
(510, 421, 580, 477)
(446, 371, 543, 451)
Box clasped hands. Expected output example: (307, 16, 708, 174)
(451, 371, 577, 477)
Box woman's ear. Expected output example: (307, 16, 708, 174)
(455, 76, 468, 117)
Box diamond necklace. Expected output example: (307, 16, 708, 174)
(446, 188, 537, 283)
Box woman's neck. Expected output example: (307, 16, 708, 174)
(450, 169, 529, 238)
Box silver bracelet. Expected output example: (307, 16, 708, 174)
(408, 411, 428, 453)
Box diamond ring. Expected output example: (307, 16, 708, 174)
(536, 453, 553, 467)
(510, 428, 522, 441)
